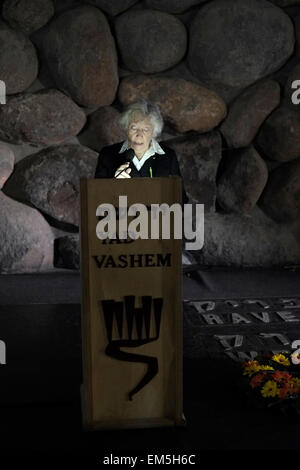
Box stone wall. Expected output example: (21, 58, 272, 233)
(1, 0, 300, 272)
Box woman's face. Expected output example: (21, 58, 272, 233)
(127, 114, 154, 158)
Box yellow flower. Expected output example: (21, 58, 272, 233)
(243, 363, 260, 376)
(243, 360, 259, 376)
(260, 365, 274, 372)
(243, 361, 274, 377)
(261, 380, 278, 398)
(292, 377, 300, 389)
(271, 354, 290, 366)
(243, 360, 259, 368)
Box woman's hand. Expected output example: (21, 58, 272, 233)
(114, 162, 132, 178)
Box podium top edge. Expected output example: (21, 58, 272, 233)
(80, 176, 182, 181)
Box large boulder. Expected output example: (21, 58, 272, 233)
(39, 5, 119, 108)
(115, 10, 187, 73)
(2, 0, 54, 35)
(269, 0, 300, 5)
(0, 89, 87, 146)
(294, 11, 300, 57)
(255, 104, 300, 162)
(118, 74, 227, 133)
(259, 157, 300, 223)
(217, 147, 268, 214)
(0, 141, 46, 164)
(144, 0, 206, 14)
(196, 207, 300, 266)
(0, 20, 38, 94)
(83, 0, 139, 16)
(284, 62, 300, 104)
(52, 0, 82, 14)
(78, 106, 125, 152)
(188, 0, 294, 89)
(54, 234, 80, 270)
(0, 143, 15, 189)
(270, 54, 300, 89)
(3, 144, 99, 228)
(220, 80, 280, 148)
(165, 132, 222, 210)
(0, 191, 54, 273)
(154, 60, 245, 105)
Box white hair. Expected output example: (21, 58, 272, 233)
(119, 99, 164, 138)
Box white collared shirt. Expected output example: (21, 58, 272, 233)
(119, 138, 165, 171)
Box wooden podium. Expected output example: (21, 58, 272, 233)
(80, 177, 184, 430)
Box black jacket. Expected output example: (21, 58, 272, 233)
(94, 141, 188, 203)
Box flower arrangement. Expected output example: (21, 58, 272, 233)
(241, 352, 300, 417)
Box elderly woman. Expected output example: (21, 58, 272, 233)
(94, 99, 187, 201)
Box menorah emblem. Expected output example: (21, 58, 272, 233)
(101, 295, 163, 401)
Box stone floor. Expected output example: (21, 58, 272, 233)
(0, 266, 299, 456)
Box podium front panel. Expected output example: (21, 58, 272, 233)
(80, 177, 183, 430)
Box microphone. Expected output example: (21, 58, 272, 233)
(124, 148, 135, 162)
(114, 148, 135, 178)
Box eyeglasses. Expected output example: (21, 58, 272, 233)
(128, 124, 152, 135)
